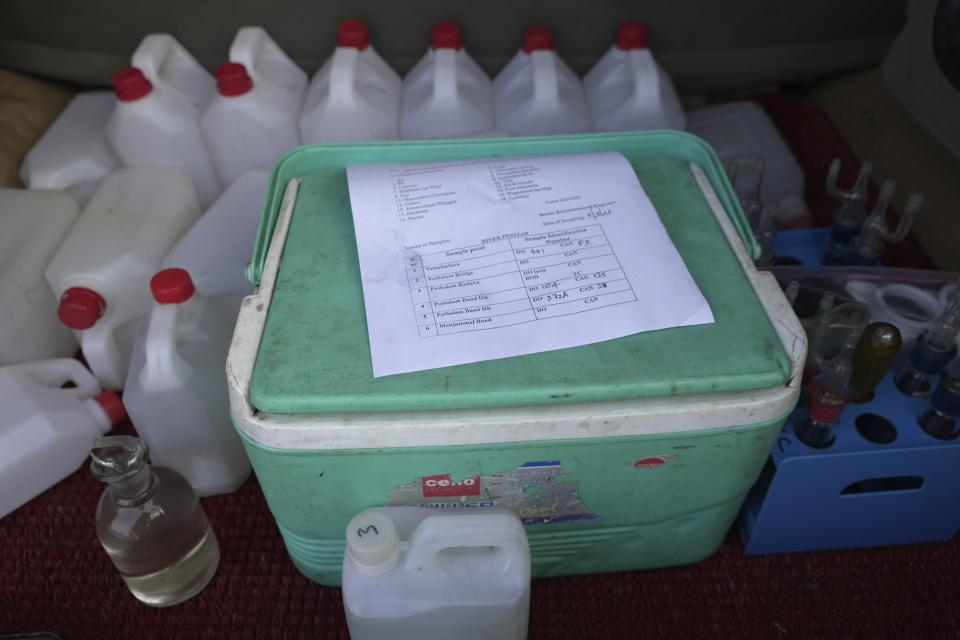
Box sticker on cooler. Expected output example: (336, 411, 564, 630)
(633, 454, 678, 469)
(421, 473, 481, 497)
(386, 460, 598, 525)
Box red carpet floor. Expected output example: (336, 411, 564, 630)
(1, 94, 957, 638)
(2, 462, 958, 639)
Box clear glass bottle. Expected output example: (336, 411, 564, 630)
(918, 357, 960, 440)
(90, 435, 220, 607)
(895, 284, 960, 398)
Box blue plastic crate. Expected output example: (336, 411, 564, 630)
(739, 370, 960, 554)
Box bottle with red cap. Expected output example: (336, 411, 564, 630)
(163, 168, 269, 317)
(229, 26, 307, 106)
(200, 60, 302, 186)
(0, 357, 127, 519)
(400, 21, 495, 139)
(44, 168, 202, 389)
(131, 34, 215, 110)
(105, 65, 221, 208)
(493, 26, 591, 136)
(582, 21, 686, 132)
(123, 268, 251, 496)
(0, 188, 79, 366)
(300, 18, 402, 142)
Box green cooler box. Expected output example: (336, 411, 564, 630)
(227, 132, 806, 586)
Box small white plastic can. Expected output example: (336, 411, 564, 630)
(300, 19, 402, 142)
(123, 268, 251, 496)
(342, 507, 531, 640)
(0, 188, 80, 366)
(400, 21, 495, 140)
(201, 62, 301, 186)
(0, 358, 126, 519)
(105, 66, 222, 208)
(45, 167, 202, 389)
(583, 21, 687, 132)
(19, 92, 119, 207)
(493, 26, 591, 136)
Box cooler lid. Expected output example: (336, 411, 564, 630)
(249, 137, 791, 415)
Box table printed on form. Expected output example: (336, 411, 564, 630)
(346, 151, 714, 377)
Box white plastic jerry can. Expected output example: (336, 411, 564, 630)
(229, 26, 307, 107)
(105, 67, 222, 208)
(686, 101, 811, 228)
(299, 19, 402, 142)
(123, 269, 251, 496)
(45, 168, 202, 390)
(583, 21, 686, 132)
(400, 21, 495, 140)
(200, 62, 301, 186)
(0, 358, 126, 519)
(0, 189, 79, 366)
(131, 33, 215, 110)
(493, 26, 591, 136)
(163, 168, 268, 315)
(342, 507, 531, 640)
(19, 92, 119, 208)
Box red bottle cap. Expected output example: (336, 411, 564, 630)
(94, 390, 127, 426)
(431, 21, 463, 50)
(522, 26, 555, 53)
(338, 19, 370, 50)
(113, 67, 153, 101)
(58, 288, 106, 330)
(216, 62, 253, 96)
(150, 268, 195, 304)
(615, 21, 649, 50)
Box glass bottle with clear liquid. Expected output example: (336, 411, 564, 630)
(90, 435, 220, 606)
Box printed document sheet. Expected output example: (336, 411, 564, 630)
(346, 151, 713, 377)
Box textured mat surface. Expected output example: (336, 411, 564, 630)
(1, 462, 958, 639)
(1, 94, 955, 638)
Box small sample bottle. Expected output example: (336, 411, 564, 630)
(802, 292, 835, 383)
(90, 435, 219, 607)
(895, 285, 960, 398)
(848, 189, 922, 266)
(738, 158, 776, 267)
(823, 158, 872, 265)
(795, 355, 853, 449)
(918, 357, 960, 440)
(850, 322, 902, 402)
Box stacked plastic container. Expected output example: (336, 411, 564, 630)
(201, 28, 306, 185)
(300, 20, 401, 141)
(493, 27, 591, 135)
(400, 22, 495, 139)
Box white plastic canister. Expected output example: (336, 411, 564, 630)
(583, 21, 687, 132)
(229, 26, 307, 108)
(131, 34, 215, 109)
(400, 21, 495, 139)
(105, 67, 221, 208)
(300, 19, 402, 142)
(201, 62, 301, 186)
(45, 168, 202, 390)
(123, 269, 251, 496)
(493, 26, 591, 136)
(342, 507, 530, 640)
(19, 92, 119, 208)
(0, 189, 79, 366)
(163, 168, 268, 315)
(0, 358, 126, 519)
(686, 100, 811, 227)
